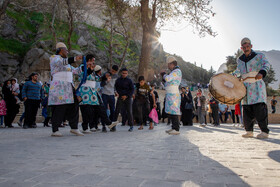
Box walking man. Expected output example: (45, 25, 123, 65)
(161, 56, 182, 135)
(101, 65, 119, 129)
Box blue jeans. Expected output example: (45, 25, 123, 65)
(219, 111, 229, 123)
(0, 115, 3, 126)
(101, 94, 115, 123)
(20, 112, 25, 122)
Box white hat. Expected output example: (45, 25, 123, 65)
(166, 56, 177, 64)
(94, 65, 102, 71)
(241, 37, 251, 45)
(56, 42, 67, 49)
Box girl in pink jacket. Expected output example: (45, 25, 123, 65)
(0, 94, 7, 127)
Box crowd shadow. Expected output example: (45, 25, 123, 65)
(268, 150, 280, 163)
(161, 133, 250, 186)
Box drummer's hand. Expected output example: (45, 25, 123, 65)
(160, 70, 166, 77)
(255, 73, 263, 80)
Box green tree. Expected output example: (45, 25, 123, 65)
(264, 66, 277, 87)
(225, 49, 243, 73)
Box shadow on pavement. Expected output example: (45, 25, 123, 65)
(268, 150, 280, 163)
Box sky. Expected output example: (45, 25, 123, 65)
(158, 0, 280, 71)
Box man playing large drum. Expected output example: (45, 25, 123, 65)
(234, 37, 270, 139)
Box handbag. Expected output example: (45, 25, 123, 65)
(149, 108, 159, 124)
(185, 102, 193, 110)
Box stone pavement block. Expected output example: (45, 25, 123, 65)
(32, 183, 76, 187)
(0, 181, 38, 187)
(66, 174, 107, 186)
(98, 176, 144, 187)
(67, 166, 106, 175)
(30, 172, 75, 183)
(0, 168, 16, 176)
(2, 170, 45, 182)
(165, 170, 202, 182)
(132, 169, 168, 180)
(140, 179, 184, 187)
(99, 168, 137, 177)
(39, 164, 77, 173)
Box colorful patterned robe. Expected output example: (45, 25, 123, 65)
(163, 67, 182, 115)
(48, 55, 81, 106)
(78, 66, 100, 105)
(234, 52, 270, 105)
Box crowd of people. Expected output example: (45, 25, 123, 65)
(0, 38, 276, 139)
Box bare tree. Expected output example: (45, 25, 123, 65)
(0, 0, 10, 19)
(137, 0, 217, 78)
(103, 0, 140, 70)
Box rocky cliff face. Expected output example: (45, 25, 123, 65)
(0, 6, 140, 84)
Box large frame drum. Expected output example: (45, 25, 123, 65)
(209, 73, 246, 105)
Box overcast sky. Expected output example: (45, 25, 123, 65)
(159, 0, 280, 70)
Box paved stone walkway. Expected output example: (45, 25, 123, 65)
(0, 123, 280, 187)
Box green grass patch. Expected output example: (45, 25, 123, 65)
(6, 9, 37, 33)
(0, 37, 31, 57)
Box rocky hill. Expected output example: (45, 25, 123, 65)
(0, 5, 213, 86)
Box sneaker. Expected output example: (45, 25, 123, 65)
(168, 130, 180, 135)
(199, 124, 206, 127)
(256, 132, 269, 139)
(165, 129, 173, 133)
(17, 121, 22, 127)
(0, 125, 4, 128)
(82, 129, 92, 134)
(51, 131, 63, 137)
(70, 129, 84, 136)
(90, 128, 97, 132)
(242, 131, 254, 138)
(102, 126, 107, 133)
(128, 126, 133, 132)
(108, 121, 118, 129)
(110, 128, 116, 132)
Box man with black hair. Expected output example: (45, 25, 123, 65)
(22, 73, 43, 129)
(101, 65, 119, 131)
(48, 42, 84, 137)
(108, 68, 134, 132)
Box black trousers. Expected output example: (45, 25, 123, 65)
(169, 114, 180, 131)
(211, 105, 220, 125)
(80, 105, 95, 130)
(243, 103, 269, 134)
(51, 102, 79, 132)
(4, 104, 19, 127)
(113, 97, 133, 127)
(24, 99, 40, 127)
(91, 105, 112, 129)
(181, 109, 193, 126)
(134, 99, 150, 125)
